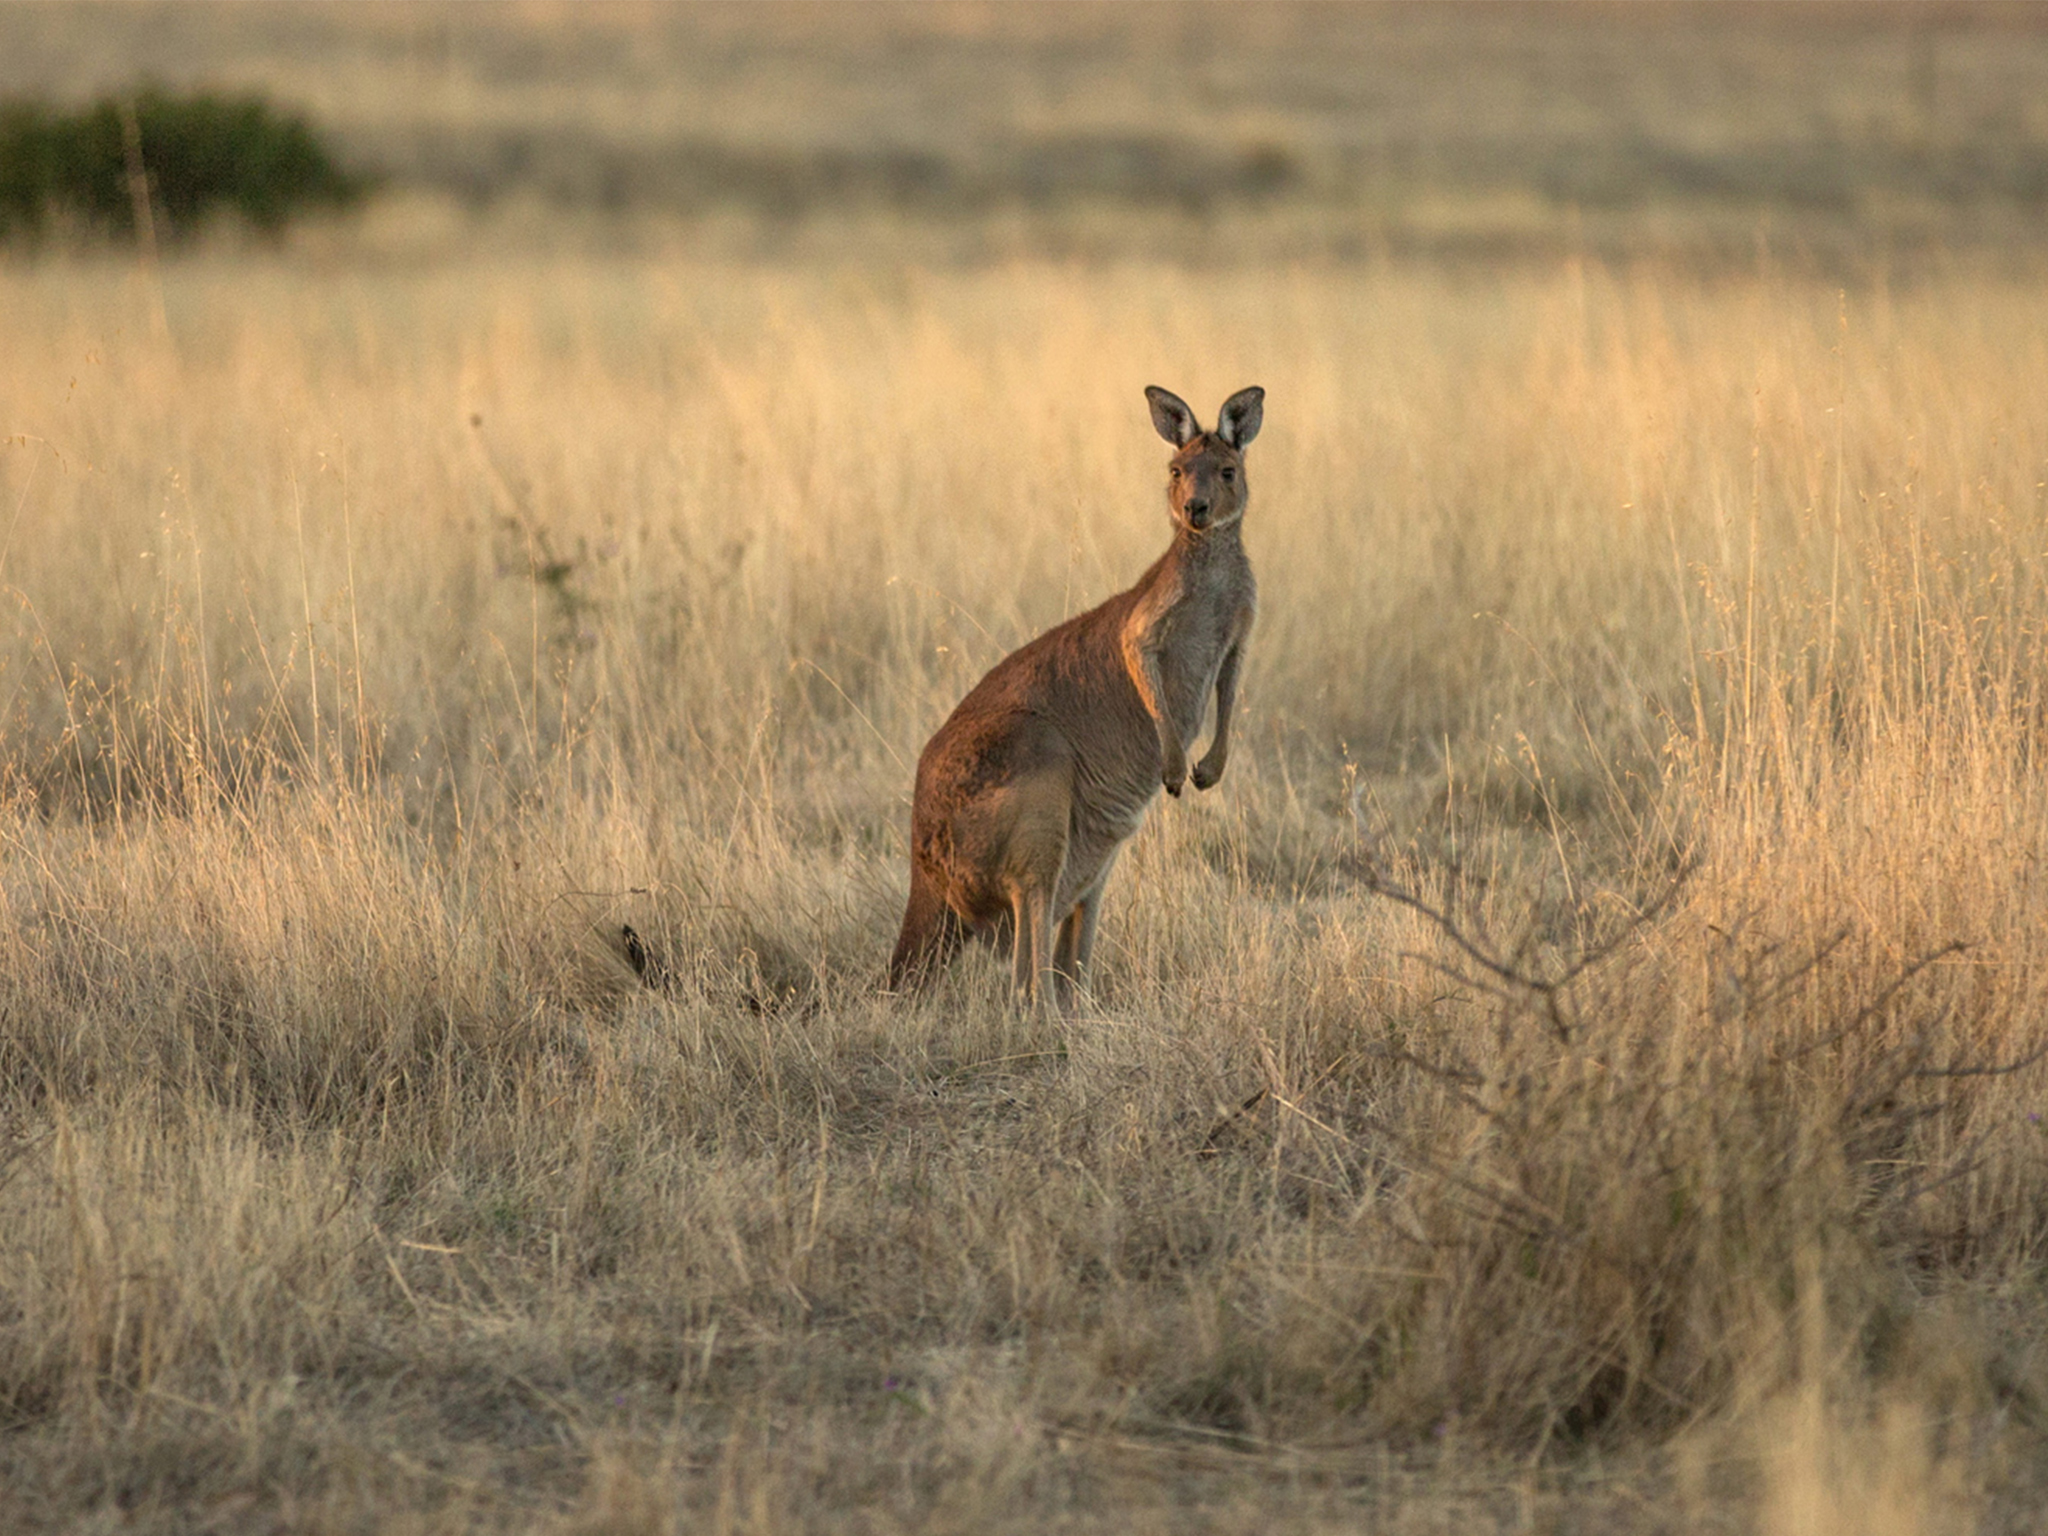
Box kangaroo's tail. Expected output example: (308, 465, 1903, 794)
(889, 863, 967, 993)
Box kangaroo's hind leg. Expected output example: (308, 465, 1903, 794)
(1051, 902, 1082, 1015)
(1051, 849, 1118, 1016)
(1001, 787, 1069, 1013)
(1008, 879, 1055, 1010)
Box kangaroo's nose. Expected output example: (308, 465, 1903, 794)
(1185, 498, 1209, 520)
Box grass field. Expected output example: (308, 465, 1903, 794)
(6, 4, 2048, 1533)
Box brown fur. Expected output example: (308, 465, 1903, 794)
(890, 385, 1265, 1012)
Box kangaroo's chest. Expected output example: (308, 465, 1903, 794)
(1157, 612, 1231, 699)
(1150, 567, 1253, 736)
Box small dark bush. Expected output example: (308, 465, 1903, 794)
(0, 87, 363, 243)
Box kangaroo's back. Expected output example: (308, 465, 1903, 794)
(891, 385, 1266, 1014)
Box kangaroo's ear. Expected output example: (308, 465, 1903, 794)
(1216, 386, 1264, 450)
(1145, 386, 1199, 447)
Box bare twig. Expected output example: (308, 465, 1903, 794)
(1781, 940, 1970, 1062)
(1199, 1086, 1269, 1156)
(117, 98, 170, 344)
(1911, 1038, 2048, 1080)
(1358, 856, 1698, 1046)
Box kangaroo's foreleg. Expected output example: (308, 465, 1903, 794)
(1192, 639, 1245, 791)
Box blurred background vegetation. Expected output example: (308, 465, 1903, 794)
(0, 88, 362, 242)
(5, 0, 2048, 260)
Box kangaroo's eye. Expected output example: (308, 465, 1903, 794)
(1220, 467, 1236, 482)
(1169, 466, 1182, 479)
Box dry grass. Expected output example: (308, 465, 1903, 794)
(0, 241, 2045, 1531)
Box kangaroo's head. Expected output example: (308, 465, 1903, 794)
(1145, 385, 1264, 536)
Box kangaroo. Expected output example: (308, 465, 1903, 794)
(889, 384, 1264, 1013)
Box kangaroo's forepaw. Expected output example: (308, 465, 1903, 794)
(1191, 759, 1222, 791)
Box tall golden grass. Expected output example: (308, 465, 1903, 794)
(1, 246, 2045, 1529)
